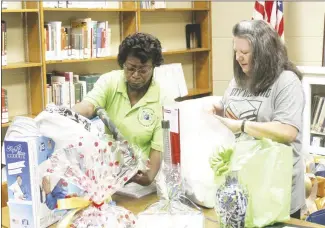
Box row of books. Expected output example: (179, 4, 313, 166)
(1, 1, 168, 10)
(140, 1, 166, 9)
(1, 1, 7, 9)
(311, 95, 325, 133)
(311, 135, 325, 148)
(45, 19, 112, 61)
(46, 62, 188, 108)
(43, 1, 119, 9)
(46, 71, 100, 108)
(1, 21, 7, 66)
(1, 88, 9, 124)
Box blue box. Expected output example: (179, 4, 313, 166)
(4, 136, 83, 228)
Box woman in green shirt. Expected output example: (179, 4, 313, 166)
(72, 33, 164, 186)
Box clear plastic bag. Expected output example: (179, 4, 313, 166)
(44, 134, 144, 228)
(138, 149, 204, 228)
(36, 105, 146, 227)
(177, 96, 235, 208)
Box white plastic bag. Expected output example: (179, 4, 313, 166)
(34, 105, 103, 151)
(2, 116, 40, 164)
(177, 96, 235, 208)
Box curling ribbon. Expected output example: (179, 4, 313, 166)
(56, 195, 112, 228)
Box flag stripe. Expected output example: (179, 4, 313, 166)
(254, 1, 265, 18)
(278, 17, 284, 36)
(264, 1, 274, 23)
(252, 0, 284, 40)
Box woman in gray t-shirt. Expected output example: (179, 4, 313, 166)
(211, 20, 305, 218)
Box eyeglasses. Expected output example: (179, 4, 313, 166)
(123, 64, 152, 75)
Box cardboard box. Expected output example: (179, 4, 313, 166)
(4, 136, 82, 228)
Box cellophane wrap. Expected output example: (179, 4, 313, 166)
(39, 105, 147, 228)
(137, 161, 204, 227)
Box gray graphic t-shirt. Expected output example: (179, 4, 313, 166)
(221, 70, 305, 214)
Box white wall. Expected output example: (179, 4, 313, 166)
(285, 2, 325, 67)
(211, 2, 254, 95)
(211, 2, 325, 96)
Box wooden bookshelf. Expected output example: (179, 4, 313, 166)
(1, 1, 213, 126)
(43, 8, 136, 12)
(2, 9, 39, 13)
(187, 88, 212, 97)
(1, 1, 43, 127)
(140, 8, 209, 12)
(2, 62, 42, 69)
(44, 48, 210, 65)
(163, 48, 210, 55)
(311, 130, 325, 137)
(137, 1, 212, 99)
(1, 122, 11, 128)
(46, 56, 117, 64)
(300, 66, 325, 156)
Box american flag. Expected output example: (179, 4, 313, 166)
(252, 1, 284, 40)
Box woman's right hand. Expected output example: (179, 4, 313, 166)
(206, 101, 224, 117)
(42, 176, 51, 195)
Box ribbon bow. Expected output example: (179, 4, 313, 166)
(56, 195, 112, 228)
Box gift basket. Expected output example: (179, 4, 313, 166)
(35, 105, 147, 227)
(210, 135, 293, 228)
(137, 120, 204, 228)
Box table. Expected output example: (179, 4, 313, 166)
(2, 193, 324, 228)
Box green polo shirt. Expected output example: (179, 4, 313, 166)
(84, 70, 163, 159)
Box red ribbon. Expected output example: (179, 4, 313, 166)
(92, 201, 104, 209)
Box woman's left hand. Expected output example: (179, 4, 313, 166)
(214, 115, 242, 134)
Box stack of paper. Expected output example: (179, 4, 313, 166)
(154, 63, 188, 101)
(116, 182, 157, 199)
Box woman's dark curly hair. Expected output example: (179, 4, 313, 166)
(117, 32, 164, 68)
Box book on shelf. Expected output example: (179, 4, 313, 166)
(1, 20, 7, 66)
(311, 135, 325, 148)
(44, 19, 112, 61)
(73, 80, 83, 104)
(2, 1, 7, 9)
(311, 94, 325, 134)
(43, 1, 120, 9)
(73, 75, 87, 102)
(71, 18, 91, 59)
(79, 74, 100, 93)
(140, 0, 166, 9)
(1, 88, 9, 124)
(186, 24, 202, 49)
(46, 71, 100, 108)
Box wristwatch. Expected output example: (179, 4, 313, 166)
(241, 120, 247, 133)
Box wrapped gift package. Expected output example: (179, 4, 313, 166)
(137, 162, 205, 228)
(137, 118, 205, 228)
(35, 105, 144, 227)
(4, 105, 144, 228)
